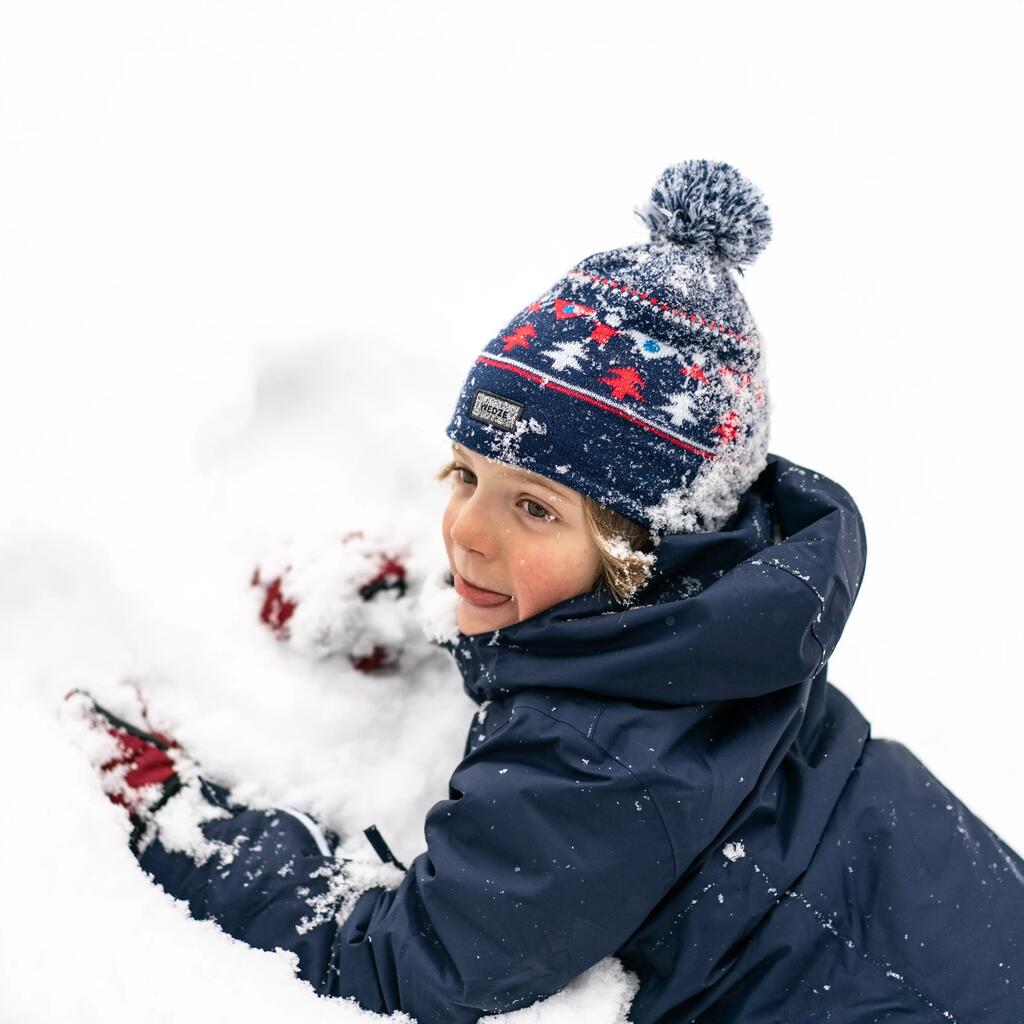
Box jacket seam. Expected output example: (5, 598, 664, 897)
(751, 858, 962, 1022)
(513, 704, 679, 882)
(785, 698, 871, 882)
(648, 854, 734, 953)
(752, 559, 828, 675)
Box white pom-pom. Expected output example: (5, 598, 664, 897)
(635, 160, 772, 267)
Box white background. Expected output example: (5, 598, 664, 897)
(1, 3, 1021, 1021)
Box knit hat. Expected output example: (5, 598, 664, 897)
(444, 159, 773, 538)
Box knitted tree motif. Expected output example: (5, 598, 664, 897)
(540, 340, 589, 373)
(502, 324, 536, 352)
(659, 391, 699, 427)
(598, 366, 645, 402)
(680, 364, 710, 385)
(712, 410, 742, 444)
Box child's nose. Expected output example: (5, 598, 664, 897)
(449, 496, 499, 558)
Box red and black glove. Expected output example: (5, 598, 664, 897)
(250, 529, 413, 673)
(64, 687, 186, 854)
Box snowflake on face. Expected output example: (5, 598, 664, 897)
(659, 391, 700, 427)
(539, 340, 590, 373)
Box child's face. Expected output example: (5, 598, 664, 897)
(442, 442, 604, 636)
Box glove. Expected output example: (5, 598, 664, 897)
(63, 686, 190, 854)
(250, 528, 415, 673)
(62, 686, 407, 985)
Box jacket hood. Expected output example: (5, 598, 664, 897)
(435, 452, 867, 707)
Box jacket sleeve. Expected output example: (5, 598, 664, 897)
(323, 703, 677, 1023)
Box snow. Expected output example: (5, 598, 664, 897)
(485, 958, 640, 1024)
(595, 533, 658, 601)
(296, 859, 406, 936)
(251, 528, 421, 663)
(0, 386, 640, 1022)
(1, 2, 1022, 1022)
(643, 375, 771, 535)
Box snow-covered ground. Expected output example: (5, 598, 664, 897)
(1, 3, 1022, 1021)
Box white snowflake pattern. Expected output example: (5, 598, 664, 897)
(538, 340, 589, 373)
(658, 391, 699, 427)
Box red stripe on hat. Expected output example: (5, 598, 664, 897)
(475, 356, 717, 460)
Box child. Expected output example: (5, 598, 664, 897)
(67, 160, 1024, 1023)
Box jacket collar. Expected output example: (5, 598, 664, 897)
(433, 453, 867, 708)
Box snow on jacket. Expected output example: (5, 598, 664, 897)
(137, 453, 1024, 1022)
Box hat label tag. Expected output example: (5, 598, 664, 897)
(469, 389, 523, 432)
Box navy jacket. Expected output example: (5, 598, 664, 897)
(138, 453, 1024, 1022)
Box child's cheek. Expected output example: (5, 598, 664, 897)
(512, 551, 580, 620)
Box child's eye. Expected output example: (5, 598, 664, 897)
(452, 465, 556, 523)
(520, 498, 556, 522)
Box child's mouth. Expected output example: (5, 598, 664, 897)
(453, 571, 513, 608)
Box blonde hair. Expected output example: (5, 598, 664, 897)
(437, 459, 655, 606)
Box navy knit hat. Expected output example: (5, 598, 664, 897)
(445, 159, 773, 538)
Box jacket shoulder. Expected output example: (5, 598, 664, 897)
(505, 687, 609, 742)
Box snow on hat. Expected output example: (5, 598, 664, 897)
(444, 159, 773, 538)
